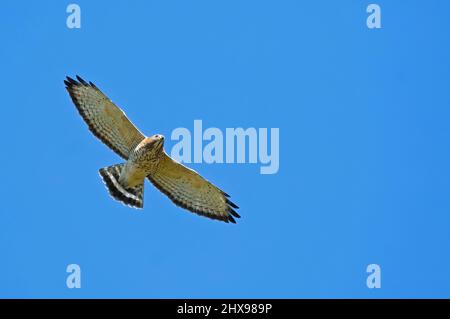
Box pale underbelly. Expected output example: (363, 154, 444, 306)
(119, 161, 153, 188)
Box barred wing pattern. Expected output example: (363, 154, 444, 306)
(65, 76, 145, 159)
(148, 152, 240, 223)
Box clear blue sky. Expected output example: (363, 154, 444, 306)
(1, 1, 450, 298)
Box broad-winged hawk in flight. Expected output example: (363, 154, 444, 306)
(64, 76, 240, 223)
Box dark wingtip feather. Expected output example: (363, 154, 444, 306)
(228, 207, 241, 218)
(76, 75, 88, 85)
(228, 215, 236, 223)
(226, 198, 239, 209)
(66, 76, 77, 85)
(222, 191, 240, 221)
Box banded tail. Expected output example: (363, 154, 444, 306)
(99, 164, 144, 208)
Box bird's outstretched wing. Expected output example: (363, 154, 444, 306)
(65, 76, 145, 159)
(148, 152, 240, 223)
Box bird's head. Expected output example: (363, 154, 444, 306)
(146, 134, 165, 154)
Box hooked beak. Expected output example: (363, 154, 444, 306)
(156, 135, 164, 147)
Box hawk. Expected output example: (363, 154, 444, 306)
(65, 75, 240, 223)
